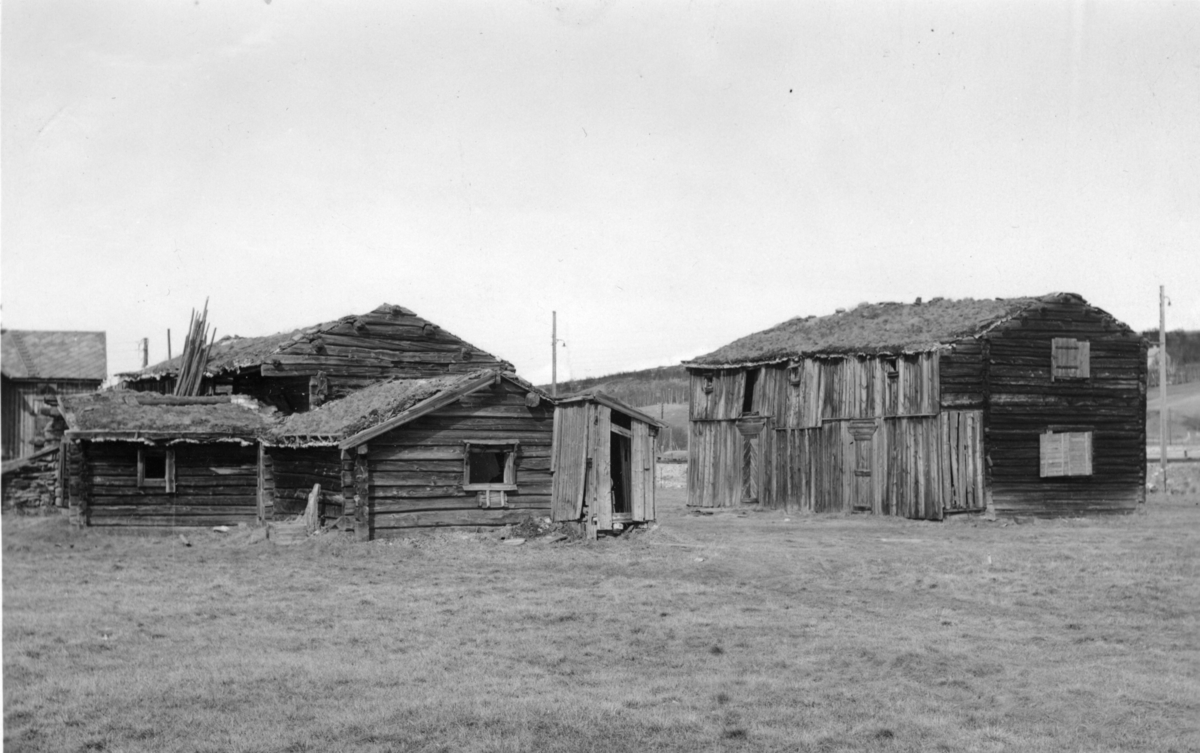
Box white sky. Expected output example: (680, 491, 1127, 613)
(3, 0, 1198, 384)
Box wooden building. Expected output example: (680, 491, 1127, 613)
(57, 392, 277, 528)
(684, 293, 1146, 518)
(2, 330, 107, 460)
(270, 369, 554, 539)
(550, 393, 662, 535)
(119, 304, 508, 412)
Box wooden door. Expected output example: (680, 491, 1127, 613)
(849, 419, 878, 512)
(737, 417, 766, 504)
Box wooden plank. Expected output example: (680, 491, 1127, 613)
(594, 406, 613, 530)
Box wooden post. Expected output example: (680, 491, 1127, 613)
(354, 444, 370, 541)
(1159, 285, 1168, 492)
(552, 311, 558, 398)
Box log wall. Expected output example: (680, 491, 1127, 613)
(81, 441, 259, 527)
(264, 446, 345, 519)
(984, 303, 1146, 515)
(362, 379, 554, 536)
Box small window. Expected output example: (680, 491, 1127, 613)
(463, 442, 517, 491)
(701, 374, 714, 395)
(742, 369, 759, 414)
(1051, 338, 1091, 381)
(138, 447, 176, 492)
(1040, 431, 1093, 477)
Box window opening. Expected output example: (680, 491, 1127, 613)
(463, 442, 517, 491)
(138, 447, 175, 492)
(742, 369, 759, 414)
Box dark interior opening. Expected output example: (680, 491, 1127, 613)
(610, 432, 632, 515)
(143, 451, 167, 480)
(742, 368, 759, 414)
(468, 448, 509, 484)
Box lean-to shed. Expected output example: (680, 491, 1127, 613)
(57, 392, 277, 528)
(550, 393, 663, 535)
(270, 369, 554, 539)
(684, 293, 1146, 518)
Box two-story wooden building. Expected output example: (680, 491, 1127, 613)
(684, 293, 1146, 518)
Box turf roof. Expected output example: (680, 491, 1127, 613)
(275, 372, 487, 440)
(58, 392, 279, 438)
(687, 294, 1082, 366)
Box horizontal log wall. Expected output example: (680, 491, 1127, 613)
(940, 340, 985, 409)
(985, 302, 1146, 515)
(364, 379, 554, 536)
(265, 446, 344, 519)
(83, 441, 258, 527)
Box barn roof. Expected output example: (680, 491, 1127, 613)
(686, 293, 1099, 366)
(59, 391, 279, 441)
(1, 330, 107, 381)
(273, 369, 550, 449)
(119, 303, 504, 381)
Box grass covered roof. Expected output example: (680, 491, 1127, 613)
(688, 293, 1083, 366)
(275, 372, 482, 440)
(59, 392, 279, 438)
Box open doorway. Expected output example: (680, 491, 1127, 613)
(611, 430, 632, 519)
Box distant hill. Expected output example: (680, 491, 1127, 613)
(542, 365, 691, 451)
(543, 365, 689, 407)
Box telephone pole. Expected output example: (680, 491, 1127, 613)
(551, 312, 558, 397)
(1159, 285, 1168, 490)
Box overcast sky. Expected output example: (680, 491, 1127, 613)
(3, 0, 1197, 384)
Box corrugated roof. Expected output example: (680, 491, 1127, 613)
(1, 330, 107, 381)
(687, 293, 1087, 366)
(59, 391, 279, 438)
(120, 303, 504, 380)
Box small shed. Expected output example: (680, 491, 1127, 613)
(270, 369, 554, 539)
(551, 392, 663, 535)
(685, 293, 1146, 518)
(58, 392, 277, 529)
(2, 330, 107, 460)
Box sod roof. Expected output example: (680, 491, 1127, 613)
(58, 392, 279, 438)
(275, 372, 482, 440)
(2, 330, 107, 381)
(687, 293, 1084, 366)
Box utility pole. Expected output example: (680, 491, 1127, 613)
(1159, 285, 1168, 490)
(141, 337, 149, 369)
(551, 311, 558, 397)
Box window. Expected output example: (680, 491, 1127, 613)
(1039, 431, 1093, 477)
(1051, 338, 1091, 381)
(138, 447, 176, 492)
(701, 374, 714, 395)
(463, 441, 517, 492)
(742, 369, 759, 415)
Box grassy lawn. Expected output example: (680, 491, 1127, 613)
(4, 488, 1200, 753)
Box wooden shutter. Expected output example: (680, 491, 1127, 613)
(1041, 431, 1092, 477)
(1052, 339, 1090, 380)
(165, 449, 176, 493)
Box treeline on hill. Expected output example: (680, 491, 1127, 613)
(1142, 329, 1200, 385)
(546, 365, 689, 406)
(542, 365, 691, 451)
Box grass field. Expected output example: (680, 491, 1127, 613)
(5, 488, 1200, 753)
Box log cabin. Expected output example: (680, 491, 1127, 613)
(57, 391, 278, 528)
(2, 330, 107, 460)
(119, 304, 509, 412)
(684, 293, 1146, 518)
(269, 369, 554, 539)
(550, 392, 663, 536)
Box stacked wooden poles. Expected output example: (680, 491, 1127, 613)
(173, 300, 216, 397)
